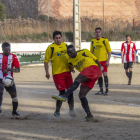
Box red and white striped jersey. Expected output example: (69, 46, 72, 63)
(121, 41, 136, 63)
(0, 53, 20, 79)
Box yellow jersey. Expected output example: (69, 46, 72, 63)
(68, 49, 98, 72)
(90, 37, 111, 62)
(44, 42, 70, 75)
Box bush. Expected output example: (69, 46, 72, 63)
(0, 1, 6, 21)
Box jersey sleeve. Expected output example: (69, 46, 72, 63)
(68, 61, 74, 68)
(44, 46, 53, 63)
(133, 43, 136, 51)
(84, 49, 97, 61)
(105, 39, 111, 52)
(13, 55, 20, 68)
(121, 43, 124, 51)
(90, 40, 94, 52)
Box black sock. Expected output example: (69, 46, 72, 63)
(104, 76, 108, 92)
(126, 72, 129, 78)
(12, 101, 18, 113)
(0, 92, 3, 106)
(80, 97, 91, 116)
(65, 81, 80, 97)
(129, 71, 132, 82)
(56, 90, 65, 112)
(98, 77, 103, 92)
(68, 93, 74, 110)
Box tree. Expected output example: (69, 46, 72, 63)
(0, 1, 6, 21)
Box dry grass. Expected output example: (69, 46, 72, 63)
(0, 16, 140, 42)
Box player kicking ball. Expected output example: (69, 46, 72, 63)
(52, 45, 103, 121)
(0, 42, 21, 119)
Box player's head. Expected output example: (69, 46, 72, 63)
(95, 27, 102, 38)
(67, 45, 76, 58)
(53, 31, 62, 45)
(2, 42, 11, 56)
(126, 35, 131, 43)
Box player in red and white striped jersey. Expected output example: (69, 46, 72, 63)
(121, 35, 136, 85)
(0, 42, 21, 119)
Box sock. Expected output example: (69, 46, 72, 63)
(12, 101, 18, 113)
(56, 90, 65, 112)
(98, 77, 103, 92)
(80, 97, 91, 116)
(126, 72, 129, 78)
(0, 92, 3, 106)
(129, 71, 132, 82)
(104, 76, 108, 92)
(68, 93, 74, 110)
(65, 81, 80, 97)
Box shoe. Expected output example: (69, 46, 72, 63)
(128, 80, 131, 85)
(0, 106, 2, 113)
(95, 91, 104, 95)
(52, 95, 67, 102)
(69, 110, 76, 117)
(85, 114, 94, 121)
(54, 112, 60, 117)
(12, 111, 22, 119)
(104, 91, 108, 96)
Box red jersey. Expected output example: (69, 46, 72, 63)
(0, 53, 20, 79)
(121, 41, 136, 63)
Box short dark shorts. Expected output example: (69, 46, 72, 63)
(0, 79, 16, 93)
(124, 62, 133, 69)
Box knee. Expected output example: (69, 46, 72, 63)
(78, 93, 85, 99)
(12, 97, 18, 102)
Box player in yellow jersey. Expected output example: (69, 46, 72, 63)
(90, 27, 111, 96)
(44, 31, 74, 117)
(52, 45, 103, 121)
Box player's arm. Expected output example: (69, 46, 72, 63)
(121, 44, 124, 63)
(68, 62, 75, 73)
(3, 67, 20, 74)
(44, 47, 52, 79)
(105, 39, 111, 67)
(133, 44, 136, 64)
(90, 40, 94, 54)
(94, 58, 104, 72)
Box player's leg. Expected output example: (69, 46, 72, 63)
(79, 85, 93, 121)
(52, 74, 89, 101)
(128, 62, 133, 85)
(103, 72, 108, 95)
(124, 63, 130, 84)
(53, 73, 66, 117)
(5, 84, 21, 118)
(0, 82, 5, 113)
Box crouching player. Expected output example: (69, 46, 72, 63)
(52, 45, 103, 121)
(0, 42, 21, 119)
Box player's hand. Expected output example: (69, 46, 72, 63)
(46, 72, 50, 79)
(100, 66, 104, 72)
(122, 59, 124, 63)
(69, 67, 75, 73)
(105, 60, 109, 67)
(133, 59, 136, 64)
(3, 69, 9, 74)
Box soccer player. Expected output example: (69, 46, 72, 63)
(52, 45, 103, 121)
(90, 27, 111, 96)
(0, 42, 21, 118)
(44, 31, 74, 117)
(121, 35, 136, 85)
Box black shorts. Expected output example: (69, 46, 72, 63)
(0, 79, 16, 94)
(124, 62, 133, 69)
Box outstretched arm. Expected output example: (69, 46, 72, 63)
(3, 67, 20, 74)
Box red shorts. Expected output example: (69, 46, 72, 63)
(80, 65, 101, 89)
(100, 61, 107, 72)
(53, 72, 73, 91)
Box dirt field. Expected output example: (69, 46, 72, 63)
(0, 64, 140, 140)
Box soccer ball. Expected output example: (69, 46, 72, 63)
(3, 76, 14, 87)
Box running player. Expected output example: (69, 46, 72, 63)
(44, 31, 74, 117)
(90, 27, 111, 96)
(121, 35, 136, 85)
(0, 42, 21, 118)
(52, 45, 103, 121)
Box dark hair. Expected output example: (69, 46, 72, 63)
(126, 35, 131, 38)
(95, 27, 102, 31)
(53, 31, 62, 38)
(2, 42, 10, 48)
(67, 45, 75, 50)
